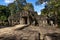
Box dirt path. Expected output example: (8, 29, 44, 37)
(0, 24, 28, 35)
(0, 24, 40, 40)
(0, 24, 60, 40)
(0, 24, 60, 35)
(22, 25, 60, 40)
(23, 25, 60, 34)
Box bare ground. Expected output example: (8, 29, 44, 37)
(0, 24, 60, 40)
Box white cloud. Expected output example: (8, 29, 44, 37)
(38, 12, 41, 15)
(4, 0, 14, 3)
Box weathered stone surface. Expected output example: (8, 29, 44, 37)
(8, 10, 38, 26)
(0, 30, 40, 40)
(0, 25, 40, 40)
(0, 24, 60, 40)
(0, 10, 59, 40)
(44, 33, 60, 40)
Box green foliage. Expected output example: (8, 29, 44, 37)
(0, 5, 10, 26)
(38, 0, 60, 26)
(36, 0, 47, 4)
(23, 3, 34, 11)
(0, 0, 34, 26)
(8, 0, 34, 16)
(0, 16, 7, 21)
(8, 3, 17, 15)
(0, 5, 10, 19)
(15, 0, 27, 5)
(8, 0, 27, 15)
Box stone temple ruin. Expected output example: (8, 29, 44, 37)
(37, 15, 57, 27)
(6, 10, 60, 40)
(8, 10, 38, 26)
(8, 10, 57, 27)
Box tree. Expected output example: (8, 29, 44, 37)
(15, 0, 27, 5)
(0, 5, 10, 25)
(8, 3, 17, 15)
(36, 0, 48, 5)
(23, 3, 34, 11)
(36, 0, 60, 26)
(0, 16, 7, 23)
(0, 5, 10, 19)
(8, 0, 34, 15)
(8, 0, 27, 15)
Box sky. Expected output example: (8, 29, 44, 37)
(0, 0, 46, 15)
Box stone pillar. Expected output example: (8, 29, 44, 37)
(27, 17, 30, 25)
(11, 20, 14, 26)
(50, 21, 54, 26)
(43, 21, 45, 27)
(20, 18, 25, 24)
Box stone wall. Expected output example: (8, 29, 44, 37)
(8, 10, 38, 26)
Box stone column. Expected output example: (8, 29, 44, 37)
(20, 18, 25, 24)
(27, 17, 30, 25)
